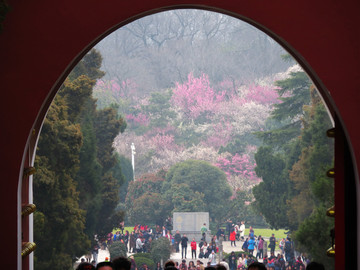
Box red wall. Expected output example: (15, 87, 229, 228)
(1, 1, 359, 269)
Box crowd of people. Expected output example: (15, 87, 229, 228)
(76, 256, 325, 270)
(83, 219, 324, 270)
(222, 222, 314, 270)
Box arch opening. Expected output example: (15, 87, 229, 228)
(9, 4, 357, 270)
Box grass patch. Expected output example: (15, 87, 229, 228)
(112, 227, 288, 241)
(244, 228, 288, 239)
(112, 226, 134, 234)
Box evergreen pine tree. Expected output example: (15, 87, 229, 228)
(34, 95, 90, 270)
(34, 49, 128, 269)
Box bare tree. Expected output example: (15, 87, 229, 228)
(95, 9, 290, 95)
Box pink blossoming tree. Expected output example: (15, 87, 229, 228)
(111, 72, 280, 188)
(171, 73, 225, 121)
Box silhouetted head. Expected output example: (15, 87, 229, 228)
(306, 262, 325, 270)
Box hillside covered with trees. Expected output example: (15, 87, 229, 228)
(94, 10, 294, 193)
(34, 9, 334, 269)
(34, 50, 127, 270)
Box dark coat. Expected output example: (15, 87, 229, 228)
(181, 236, 189, 246)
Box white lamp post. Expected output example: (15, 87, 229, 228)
(131, 142, 136, 181)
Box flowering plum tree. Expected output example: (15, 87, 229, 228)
(245, 84, 280, 105)
(110, 72, 282, 190)
(215, 152, 261, 191)
(216, 100, 271, 135)
(171, 73, 225, 121)
(125, 113, 150, 127)
(202, 121, 233, 148)
(150, 134, 181, 151)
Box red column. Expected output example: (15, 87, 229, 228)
(334, 116, 358, 269)
(21, 150, 30, 270)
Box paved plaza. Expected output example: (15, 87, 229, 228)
(76, 239, 280, 267)
(169, 239, 272, 264)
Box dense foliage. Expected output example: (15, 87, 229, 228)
(34, 95, 89, 269)
(252, 146, 289, 229)
(108, 241, 127, 258)
(132, 255, 155, 270)
(150, 237, 172, 264)
(252, 72, 334, 268)
(125, 161, 259, 226)
(165, 160, 232, 220)
(34, 49, 127, 270)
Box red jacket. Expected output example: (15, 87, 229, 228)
(191, 241, 197, 250)
(230, 231, 236, 241)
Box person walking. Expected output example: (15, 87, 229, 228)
(284, 237, 293, 263)
(226, 220, 232, 241)
(248, 237, 255, 255)
(91, 243, 99, 264)
(191, 238, 197, 259)
(242, 237, 249, 253)
(200, 223, 208, 241)
(124, 231, 129, 251)
(256, 236, 264, 259)
(279, 238, 285, 255)
(208, 250, 217, 266)
(234, 223, 240, 240)
(228, 251, 237, 270)
(229, 226, 236, 247)
(136, 236, 144, 253)
(248, 226, 254, 238)
(239, 221, 245, 241)
(174, 230, 182, 253)
(269, 234, 276, 254)
(201, 241, 208, 258)
(162, 226, 167, 237)
(129, 231, 136, 253)
(181, 234, 189, 259)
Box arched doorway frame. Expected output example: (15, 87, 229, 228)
(1, 2, 357, 270)
(27, 6, 354, 269)
(29, 5, 354, 269)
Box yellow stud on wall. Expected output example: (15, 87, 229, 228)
(23, 167, 36, 178)
(326, 128, 335, 138)
(326, 168, 335, 178)
(21, 204, 36, 217)
(326, 206, 335, 217)
(326, 245, 335, 257)
(21, 242, 37, 257)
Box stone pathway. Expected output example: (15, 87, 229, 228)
(74, 248, 110, 268)
(75, 240, 280, 267)
(170, 239, 265, 265)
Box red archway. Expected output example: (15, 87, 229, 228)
(0, 1, 359, 269)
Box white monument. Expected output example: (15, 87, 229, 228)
(172, 212, 211, 241)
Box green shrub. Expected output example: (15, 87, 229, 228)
(150, 237, 171, 264)
(133, 256, 155, 270)
(108, 241, 127, 259)
(223, 251, 256, 261)
(132, 253, 153, 260)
